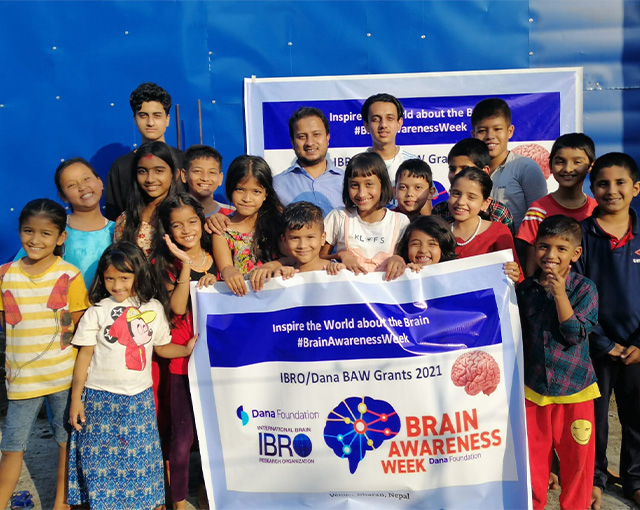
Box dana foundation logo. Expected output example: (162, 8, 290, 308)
(236, 405, 249, 426)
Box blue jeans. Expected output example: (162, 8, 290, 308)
(0, 389, 71, 451)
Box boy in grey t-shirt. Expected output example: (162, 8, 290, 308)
(471, 98, 547, 230)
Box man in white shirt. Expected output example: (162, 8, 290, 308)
(361, 93, 417, 183)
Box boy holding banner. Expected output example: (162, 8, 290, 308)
(517, 215, 599, 510)
(276, 201, 346, 275)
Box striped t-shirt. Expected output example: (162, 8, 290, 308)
(0, 257, 88, 399)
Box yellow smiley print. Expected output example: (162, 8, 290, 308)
(570, 419, 592, 445)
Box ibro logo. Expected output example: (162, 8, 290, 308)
(237, 405, 249, 426)
(634, 248, 640, 263)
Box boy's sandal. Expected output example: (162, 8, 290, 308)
(10, 490, 34, 510)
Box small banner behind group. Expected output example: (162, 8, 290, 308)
(189, 251, 531, 509)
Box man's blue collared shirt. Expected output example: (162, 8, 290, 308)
(273, 161, 345, 216)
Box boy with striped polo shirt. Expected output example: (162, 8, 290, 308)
(518, 133, 597, 276)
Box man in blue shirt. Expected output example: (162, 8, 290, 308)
(274, 107, 344, 216)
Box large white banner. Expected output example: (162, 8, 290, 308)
(244, 68, 582, 198)
(189, 251, 531, 509)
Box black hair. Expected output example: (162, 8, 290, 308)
(451, 166, 493, 200)
(537, 215, 582, 247)
(395, 215, 458, 263)
(54, 157, 101, 197)
(225, 155, 283, 262)
(129, 82, 171, 114)
(183, 144, 223, 169)
(288, 107, 330, 139)
(152, 192, 213, 317)
(120, 141, 180, 246)
(471, 98, 512, 128)
(342, 152, 394, 209)
(395, 159, 433, 187)
(448, 138, 491, 169)
(590, 152, 638, 184)
(282, 201, 324, 233)
(19, 198, 67, 257)
(549, 133, 596, 165)
(361, 93, 404, 122)
(89, 241, 158, 305)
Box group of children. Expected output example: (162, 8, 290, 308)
(0, 89, 639, 510)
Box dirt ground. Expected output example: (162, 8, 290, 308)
(0, 331, 636, 510)
(545, 398, 634, 510)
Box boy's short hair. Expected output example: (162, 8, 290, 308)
(549, 133, 596, 164)
(288, 107, 330, 139)
(361, 93, 404, 122)
(183, 144, 223, 170)
(130, 82, 172, 114)
(282, 201, 324, 233)
(590, 152, 639, 184)
(395, 159, 433, 187)
(537, 215, 582, 247)
(471, 98, 512, 128)
(448, 138, 491, 169)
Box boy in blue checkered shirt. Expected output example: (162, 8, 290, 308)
(517, 215, 598, 510)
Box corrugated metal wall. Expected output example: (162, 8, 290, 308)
(0, 0, 637, 261)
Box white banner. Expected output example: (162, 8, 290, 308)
(190, 251, 531, 509)
(244, 68, 582, 196)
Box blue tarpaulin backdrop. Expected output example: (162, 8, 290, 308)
(0, 1, 638, 262)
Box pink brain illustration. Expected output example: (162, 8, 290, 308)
(511, 143, 551, 179)
(451, 350, 500, 396)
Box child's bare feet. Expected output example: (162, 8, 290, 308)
(632, 489, 640, 508)
(591, 486, 602, 510)
(548, 472, 560, 490)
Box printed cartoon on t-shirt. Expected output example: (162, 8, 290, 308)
(104, 306, 156, 371)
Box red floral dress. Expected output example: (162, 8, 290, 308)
(223, 229, 263, 274)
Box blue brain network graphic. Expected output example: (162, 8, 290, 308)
(324, 396, 401, 473)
